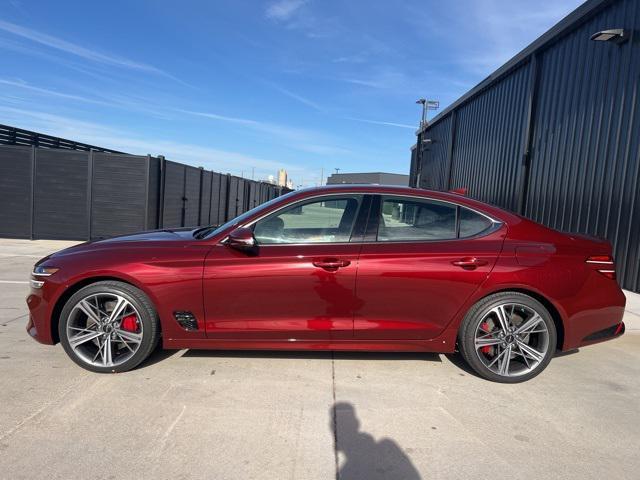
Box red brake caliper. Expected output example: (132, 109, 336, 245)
(480, 321, 493, 355)
(121, 314, 139, 332)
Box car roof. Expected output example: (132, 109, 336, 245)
(290, 184, 520, 223)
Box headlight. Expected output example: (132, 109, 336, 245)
(30, 266, 59, 289)
(32, 266, 59, 277)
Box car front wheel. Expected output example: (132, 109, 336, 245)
(458, 292, 557, 383)
(59, 281, 159, 373)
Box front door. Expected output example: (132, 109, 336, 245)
(354, 195, 505, 340)
(203, 194, 367, 341)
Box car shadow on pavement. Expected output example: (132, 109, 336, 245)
(332, 402, 422, 480)
(444, 352, 481, 378)
(140, 344, 184, 367)
(554, 348, 579, 358)
(180, 349, 442, 362)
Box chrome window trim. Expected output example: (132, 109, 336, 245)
(219, 191, 503, 246)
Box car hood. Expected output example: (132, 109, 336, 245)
(47, 228, 198, 259)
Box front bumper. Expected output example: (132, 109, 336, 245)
(26, 288, 57, 345)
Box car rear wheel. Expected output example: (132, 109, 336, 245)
(458, 292, 557, 383)
(59, 281, 159, 373)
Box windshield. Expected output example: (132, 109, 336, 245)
(195, 191, 297, 239)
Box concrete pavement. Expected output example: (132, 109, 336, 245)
(0, 239, 639, 480)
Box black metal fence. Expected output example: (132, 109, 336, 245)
(0, 124, 123, 153)
(410, 0, 640, 293)
(0, 144, 289, 241)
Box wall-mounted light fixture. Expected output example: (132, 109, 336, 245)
(590, 28, 628, 44)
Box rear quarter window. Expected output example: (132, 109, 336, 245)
(459, 207, 494, 237)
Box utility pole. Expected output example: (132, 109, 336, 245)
(414, 98, 439, 188)
(320, 167, 324, 186)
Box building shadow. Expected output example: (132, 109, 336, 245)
(332, 402, 422, 480)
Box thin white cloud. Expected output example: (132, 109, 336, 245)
(409, 0, 581, 76)
(0, 105, 316, 180)
(265, 0, 307, 21)
(0, 78, 106, 105)
(342, 77, 383, 88)
(0, 19, 159, 72)
(0, 19, 192, 87)
(0, 78, 344, 155)
(346, 117, 415, 129)
(0, 78, 175, 119)
(179, 109, 351, 156)
(340, 66, 415, 91)
(332, 55, 367, 64)
(267, 83, 325, 112)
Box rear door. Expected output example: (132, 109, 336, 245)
(354, 194, 506, 340)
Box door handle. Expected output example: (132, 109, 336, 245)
(312, 258, 351, 270)
(451, 257, 488, 269)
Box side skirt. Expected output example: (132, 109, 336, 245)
(162, 337, 455, 353)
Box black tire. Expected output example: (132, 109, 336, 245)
(457, 292, 557, 383)
(59, 281, 160, 373)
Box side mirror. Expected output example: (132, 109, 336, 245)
(226, 227, 257, 252)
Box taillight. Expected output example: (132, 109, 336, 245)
(586, 255, 616, 280)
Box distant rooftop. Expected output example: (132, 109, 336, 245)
(326, 172, 409, 186)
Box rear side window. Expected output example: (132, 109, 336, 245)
(459, 207, 494, 238)
(378, 197, 457, 241)
(376, 196, 496, 242)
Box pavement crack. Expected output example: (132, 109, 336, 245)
(2, 313, 28, 325)
(152, 405, 187, 459)
(0, 376, 89, 442)
(331, 351, 339, 480)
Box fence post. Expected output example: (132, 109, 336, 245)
(224, 174, 231, 222)
(208, 170, 214, 225)
(197, 167, 204, 226)
(87, 149, 94, 240)
(181, 165, 187, 227)
(144, 155, 151, 231)
(158, 155, 166, 229)
(29, 145, 36, 240)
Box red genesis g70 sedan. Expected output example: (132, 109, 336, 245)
(26, 185, 626, 382)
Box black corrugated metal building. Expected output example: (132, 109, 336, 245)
(410, 0, 640, 293)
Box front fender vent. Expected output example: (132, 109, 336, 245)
(174, 311, 198, 331)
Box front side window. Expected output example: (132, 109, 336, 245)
(378, 196, 457, 241)
(253, 196, 362, 244)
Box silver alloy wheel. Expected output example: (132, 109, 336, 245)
(474, 303, 549, 377)
(66, 293, 144, 368)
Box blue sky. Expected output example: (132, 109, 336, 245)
(0, 0, 582, 186)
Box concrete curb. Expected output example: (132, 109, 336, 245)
(624, 290, 640, 332)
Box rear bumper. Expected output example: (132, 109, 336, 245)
(579, 321, 625, 347)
